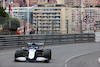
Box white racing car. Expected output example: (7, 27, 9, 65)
(14, 43, 51, 63)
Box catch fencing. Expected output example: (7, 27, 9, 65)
(0, 33, 95, 48)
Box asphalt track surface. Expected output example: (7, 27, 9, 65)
(0, 42, 100, 67)
(67, 51, 100, 67)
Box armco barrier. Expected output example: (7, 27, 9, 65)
(0, 33, 95, 48)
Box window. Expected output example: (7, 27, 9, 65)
(44, 0, 45, 2)
(13, 5, 15, 7)
(59, 9, 61, 11)
(40, 0, 42, 2)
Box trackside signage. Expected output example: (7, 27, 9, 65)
(95, 32, 100, 42)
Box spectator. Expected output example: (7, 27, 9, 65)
(15, 28, 20, 35)
(29, 29, 35, 34)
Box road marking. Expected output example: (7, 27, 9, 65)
(98, 58, 100, 63)
(64, 50, 100, 67)
(0, 53, 3, 55)
(0, 51, 15, 56)
(64, 52, 94, 67)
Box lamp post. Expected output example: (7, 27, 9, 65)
(9, 0, 11, 35)
(37, 19, 38, 34)
(52, 21, 54, 34)
(8, 0, 13, 35)
(3, 0, 5, 9)
(80, 0, 83, 33)
(27, 0, 29, 34)
(66, 20, 68, 33)
(24, 18, 26, 35)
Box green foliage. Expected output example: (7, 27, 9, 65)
(0, 6, 9, 24)
(73, 6, 80, 8)
(3, 18, 20, 31)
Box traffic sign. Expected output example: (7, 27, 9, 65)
(89, 17, 94, 23)
(83, 17, 87, 23)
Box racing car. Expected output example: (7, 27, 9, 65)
(14, 43, 51, 63)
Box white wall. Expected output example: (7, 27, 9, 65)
(95, 32, 100, 42)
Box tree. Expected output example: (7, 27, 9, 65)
(0, 6, 9, 25)
(3, 18, 20, 31)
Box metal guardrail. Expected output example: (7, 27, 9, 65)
(0, 33, 95, 48)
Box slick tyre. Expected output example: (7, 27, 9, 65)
(44, 49, 51, 60)
(14, 50, 23, 61)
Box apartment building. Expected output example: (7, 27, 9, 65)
(84, 8, 100, 32)
(33, 5, 72, 34)
(29, 0, 37, 6)
(37, 0, 56, 4)
(5, 7, 33, 19)
(64, 0, 100, 7)
(1, 0, 57, 8)
(56, 0, 64, 4)
(25, 0, 37, 6)
(25, 0, 56, 6)
(64, 0, 81, 7)
(32, 5, 100, 34)
(83, 0, 100, 7)
(37, 0, 49, 4)
(72, 7, 100, 33)
(11, 2, 20, 7)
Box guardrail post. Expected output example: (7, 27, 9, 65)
(74, 34, 76, 43)
(44, 34, 46, 45)
(81, 34, 83, 42)
(88, 33, 89, 42)
(17, 36, 20, 47)
(59, 34, 61, 44)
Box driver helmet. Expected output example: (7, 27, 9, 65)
(32, 43, 36, 45)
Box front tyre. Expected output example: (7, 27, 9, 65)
(43, 49, 51, 62)
(14, 50, 23, 61)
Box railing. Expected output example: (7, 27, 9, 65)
(0, 33, 95, 48)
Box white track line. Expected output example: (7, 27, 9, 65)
(65, 52, 93, 67)
(98, 58, 100, 63)
(0, 51, 15, 55)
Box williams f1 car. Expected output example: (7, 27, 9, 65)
(14, 43, 51, 63)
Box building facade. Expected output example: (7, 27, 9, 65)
(33, 5, 100, 34)
(56, 0, 64, 4)
(11, 2, 20, 7)
(5, 7, 33, 19)
(64, 0, 100, 7)
(33, 6, 72, 34)
(25, 0, 56, 6)
(83, 0, 100, 7)
(64, 0, 81, 7)
(72, 7, 100, 33)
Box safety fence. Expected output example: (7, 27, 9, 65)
(0, 33, 95, 48)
